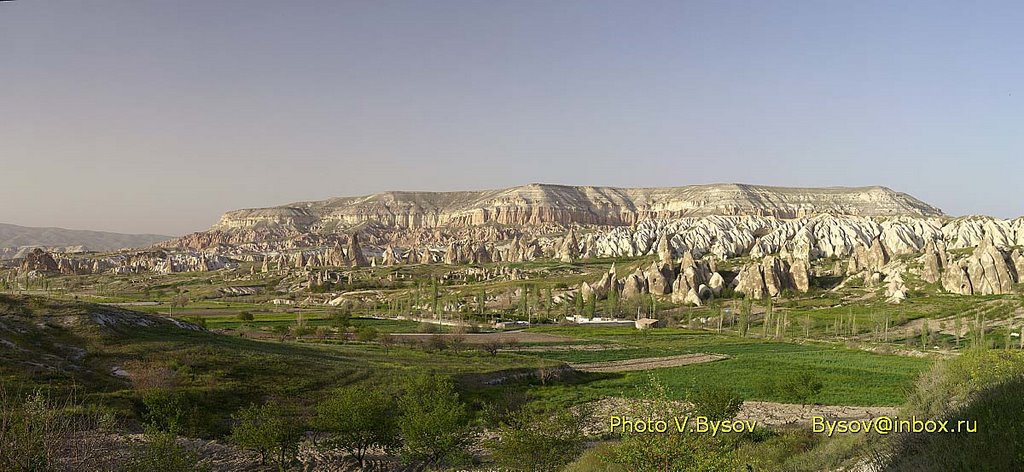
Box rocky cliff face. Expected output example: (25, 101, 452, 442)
(209, 183, 943, 233)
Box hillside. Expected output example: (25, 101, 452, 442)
(0, 223, 171, 258)
(212, 183, 943, 232)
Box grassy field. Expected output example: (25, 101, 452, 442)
(511, 326, 932, 407)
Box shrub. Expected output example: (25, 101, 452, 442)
(480, 340, 504, 357)
(418, 322, 439, 334)
(765, 372, 824, 407)
(426, 334, 448, 351)
(355, 326, 379, 343)
(0, 388, 87, 471)
(142, 389, 189, 434)
(124, 431, 210, 472)
(236, 311, 254, 322)
(689, 384, 743, 421)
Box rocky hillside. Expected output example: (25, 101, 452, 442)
(0, 223, 171, 259)
(211, 183, 943, 232)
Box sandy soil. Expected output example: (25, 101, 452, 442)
(571, 353, 729, 372)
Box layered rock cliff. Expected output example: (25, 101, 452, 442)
(209, 183, 943, 233)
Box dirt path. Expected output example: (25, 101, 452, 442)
(739, 401, 898, 427)
(571, 353, 729, 372)
(389, 330, 577, 344)
(589, 397, 898, 430)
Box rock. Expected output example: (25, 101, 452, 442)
(884, 271, 908, 304)
(761, 256, 791, 297)
(656, 232, 674, 265)
(734, 263, 767, 300)
(348, 233, 369, 267)
(557, 228, 580, 263)
(964, 238, 1015, 295)
(919, 240, 943, 284)
(381, 244, 400, 265)
(848, 237, 889, 273)
(789, 259, 810, 293)
(684, 288, 703, 306)
(20, 248, 59, 274)
(620, 269, 648, 299)
(708, 272, 725, 296)
(941, 262, 973, 295)
(1011, 249, 1024, 281)
(646, 262, 673, 295)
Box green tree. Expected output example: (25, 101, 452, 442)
(609, 375, 740, 471)
(315, 384, 399, 466)
(398, 374, 472, 466)
(487, 406, 588, 471)
(606, 288, 619, 318)
(738, 298, 752, 337)
(229, 402, 301, 467)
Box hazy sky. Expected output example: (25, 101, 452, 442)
(2, 1, 1022, 235)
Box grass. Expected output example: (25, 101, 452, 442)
(511, 326, 931, 407)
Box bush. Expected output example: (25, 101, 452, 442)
(315, 384, 399, 466)
(426, 334, 448, 351)
(355, 326, 379, 343)
(124, 431, 210, 472)
(765, 372, 823, 407)
(142, 389, 189, 435)
(418, 322, 439, 334)
(236, 311, 254, 322)
(689, 385, 743, 421)
(398, 374, 472, 466)
(0, 388, 87, 471)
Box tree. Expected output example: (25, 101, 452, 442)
(609, 374, 740, 471)
(739, 298, 752, 337)
(315, 384, 399, 466)
(607, 288, 619, 318)
(330, 309, 351, 330)
(487, 406, 588, 471)
(398, 374, 472, 466)
(480, 340, 504, 357)
(229, 402, 301, 467)
(236, 311, 254, 322)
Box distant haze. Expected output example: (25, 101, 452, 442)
(3, 1, 1023, 236)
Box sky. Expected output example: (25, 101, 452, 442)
(2, 1, 1023, 236)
